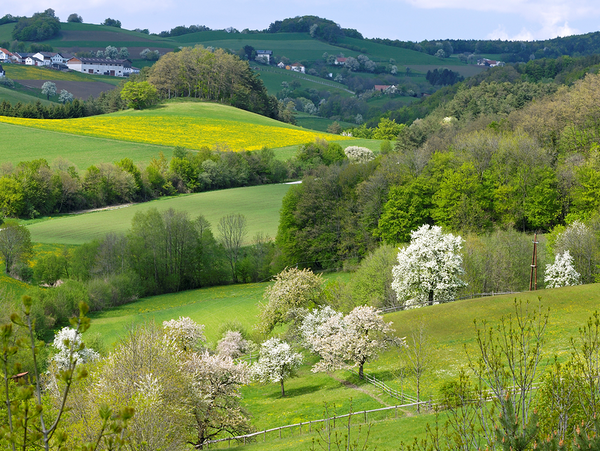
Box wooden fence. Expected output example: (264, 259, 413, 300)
(204, 400, 428, 448)
(348, 369, 418, 404)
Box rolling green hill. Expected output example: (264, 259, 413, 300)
(25, 183, 292, 245)
(0, 85, 55, 105)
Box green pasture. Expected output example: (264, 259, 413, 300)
(337, 37, 463, 66)
(26, 183, 291, 245)
(228, 413, 434, 451)
(0, 85, 55, 105)
(0, 23, 15, 42)
(294, 113, 355, 132)
(3, 64, 123, 85)
(89, 282, 264, 346)
(256, 68, 353, 97)
(0, 121, 170, 169)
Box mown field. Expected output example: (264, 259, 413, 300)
(3, 64, 122, 85)
(0, 121, 170, 169)
(0, 102, 352, 151)
(25, 183, 291, 245)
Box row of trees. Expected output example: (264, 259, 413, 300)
(0, 145, 291, 218)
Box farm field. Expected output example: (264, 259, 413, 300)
(26, 183, 291, 245)
(0, 121, 171, 169)
(0, 102, 352, 151)
(256, 67, 354, 97)
(0, 85, 55, 106)
(3, 64, 122, 85)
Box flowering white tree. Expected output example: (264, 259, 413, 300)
(258, 267, 323, 334)
(184, 352, 252, 447)
(344, 146, 375, 164)
(217, 330, 249, 359)
(252, 338, 302, 397)
(299, 306, 342, 353)
(392, 224, 466, 308)
(307, 306, 400, 379)
(52, 326, 99, 370)
(544, 250, 581, 288)
(163, 316, 206, 351)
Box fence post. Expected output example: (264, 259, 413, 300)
(310, 421, 312, 433)
(228, 437, 231, 448)
(395, 405, 398, 418)
(279, 427, 282, 439)
(364, 410, 367, 423)
(299, 422, 302, 434)
(264, 430, 266, 442)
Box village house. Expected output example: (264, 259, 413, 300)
(277, 61, 285, 69)
(335, 57, 347, 65)
(67, 57, 131, 76)
(0, 48, 12, 62)
(25, 55, 44, 66)
(477, 58, 505, 67)
(11, 52, 27, 64)
(256, 50, 272, 63)
(290, 63, 305, 73)
(0, 64, 5, 78)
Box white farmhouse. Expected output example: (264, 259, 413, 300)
(0, 65, 5, 78)
(256, 50, 272, 63)
(66, 57, 131, 77)
(0, 48, 12, 62)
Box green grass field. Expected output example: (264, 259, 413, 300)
(0, 85, 55, 106)
(256, 67, 353, 97)
(3, 64, 122, 84)
(0, 121, 171, 169)
(338, 36, 463, 66)
(0, 23, 15, 42)
(26, 183, 291, 245)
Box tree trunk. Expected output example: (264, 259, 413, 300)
(280, 379, 285, 397)
(359, 363, 364, 380)
(428, 290, 434, 306)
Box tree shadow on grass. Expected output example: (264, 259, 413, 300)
(268, 384, 322, 399)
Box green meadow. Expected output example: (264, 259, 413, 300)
(26, 183, 291, 245)
(0, 121, 171, 169)
(257, 68, 354, 97)
(0, 85, 55, 106)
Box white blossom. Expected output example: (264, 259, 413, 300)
(217, 330, 249, 359)
(344, 146, 375, 163)
(391, 224, 466, 308)
(307, 306, 400, 378)
(252, 338, 302, 396)
(545, 250, 581, 288)
(299, 306, 342, 353)
(52, 327, 99, 370)
(163, 316, 206, 351)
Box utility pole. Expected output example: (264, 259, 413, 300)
(529, 233, 538, 291)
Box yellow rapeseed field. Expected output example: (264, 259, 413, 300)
(0, 114, 350, 150)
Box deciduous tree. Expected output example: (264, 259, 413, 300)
(391, 224, 466, 308)
(252, 338, 302, 396)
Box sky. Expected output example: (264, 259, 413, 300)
(5, 0, 600, 42)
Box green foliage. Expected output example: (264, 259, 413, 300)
(0, 220, 32, 275)
(120, 81, 158, 110)
(12, 10, 60, 41)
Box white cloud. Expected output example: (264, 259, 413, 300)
(402, 0, 596, 38)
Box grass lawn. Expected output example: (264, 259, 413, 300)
(26, 183, 291, 245)
(0, 121, 171, 169)
(294, 113, 355, 132)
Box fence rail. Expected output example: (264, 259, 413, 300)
(348, 369, 418, 403)
(205, 400, 428, 448)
